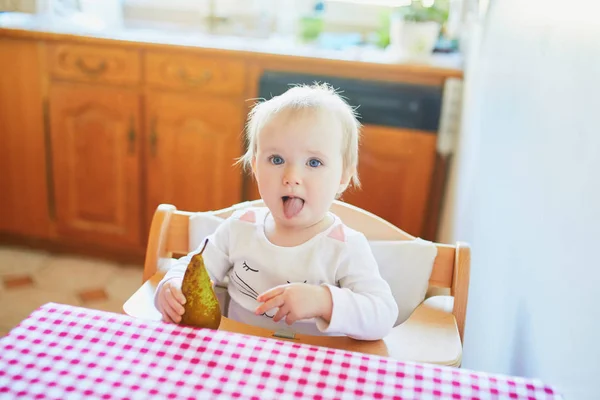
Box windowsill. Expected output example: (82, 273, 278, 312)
(0, 11, 463, 71)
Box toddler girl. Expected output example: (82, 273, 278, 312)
(154, 84, 398, 340)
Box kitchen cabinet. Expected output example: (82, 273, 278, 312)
(0, 39, 52, 238)
(340, 125, 437, 237)
(49, 83, 142, 248)
(145, 92, 245, 227)
(144, 51, 247, 96)
(47, 42, 141, 86)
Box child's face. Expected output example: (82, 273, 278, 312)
(252, 108, 351, 230)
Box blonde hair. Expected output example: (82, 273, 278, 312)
(238, 83, 362, 189)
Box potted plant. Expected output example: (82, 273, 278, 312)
(389, 0, 449, 60)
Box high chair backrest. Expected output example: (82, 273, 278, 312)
(143, 200, 471, 342)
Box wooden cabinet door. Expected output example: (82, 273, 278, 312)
(145, 92, 245, 225)
(0, 39, 52, 238)
(49, 84, 141, 247)
(341, 125, 437, 237)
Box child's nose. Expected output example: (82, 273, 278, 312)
(283, 165, 302, 186)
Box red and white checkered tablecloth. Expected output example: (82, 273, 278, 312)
(0, 303, 561, 399)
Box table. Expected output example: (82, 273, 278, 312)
(1, 303, 562, 399)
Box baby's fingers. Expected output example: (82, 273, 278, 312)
(158, 300, 176, 324)
(161, 299, 182, 324)
(160, 309, 175, 324)
(272, 305, 289, 323)
(160, 288, 182, 323)
(256, 285, 285, 303)
(166, 280, 186, 304)
(255, 295, 285, 316)
(165, 287, 186, 316)
(163, 309, 180, 324)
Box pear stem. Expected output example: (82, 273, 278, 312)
(200, 238, 209, 255)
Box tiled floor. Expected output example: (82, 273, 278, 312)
(0, 245, 143, 337)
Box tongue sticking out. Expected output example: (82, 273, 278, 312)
(283, 197, 304, 219)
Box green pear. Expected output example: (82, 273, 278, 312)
(180, 238, 222, 329)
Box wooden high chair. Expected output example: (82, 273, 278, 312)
(123, 200, 470, 367)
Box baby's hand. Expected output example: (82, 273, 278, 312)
(255, 283, 333, 325)
(156, 278, 186, 324)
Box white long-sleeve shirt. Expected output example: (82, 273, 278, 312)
(155, 207, 398, 340)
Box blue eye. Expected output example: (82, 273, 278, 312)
(308, 158, 322, 168)
(270, 156, 284, 165)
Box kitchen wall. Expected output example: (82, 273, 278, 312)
(441, 0, 600, 399)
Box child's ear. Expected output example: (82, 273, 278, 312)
(251, 156, 258, 179)
(338, 167, 353, 194)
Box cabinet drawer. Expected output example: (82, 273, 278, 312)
(48, 43, 141, 85)
(145, 51, 246, 95)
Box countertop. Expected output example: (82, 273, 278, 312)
(0, 12, 463, 79)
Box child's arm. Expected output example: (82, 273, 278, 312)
(316, 233, 399, 340)
(154, 216, 233, 321)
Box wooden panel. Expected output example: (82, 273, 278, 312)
(341, 125, 437, 238)
(49, 83, 141, 247)
(0, 39, 52, 238)
(422, 153, 451, 241)
(244, 178, 261, 202)
(145, 51, 246, 94)
(48, 43, 140, 85)
(452, 242, 470, 342)
(145, 91, 245, 230)
(430, 245, 455, 288)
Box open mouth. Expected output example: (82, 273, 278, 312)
(282, 196, 305, 219)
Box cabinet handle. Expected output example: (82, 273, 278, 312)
(128, 116, 136, 154)
(178, 68, 212, 85)
(43, 99, 56, 220)
(150, 117, 158, 157)
(76, 58, 107, 76)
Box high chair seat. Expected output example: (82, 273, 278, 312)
(123, 201, 470, 367)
